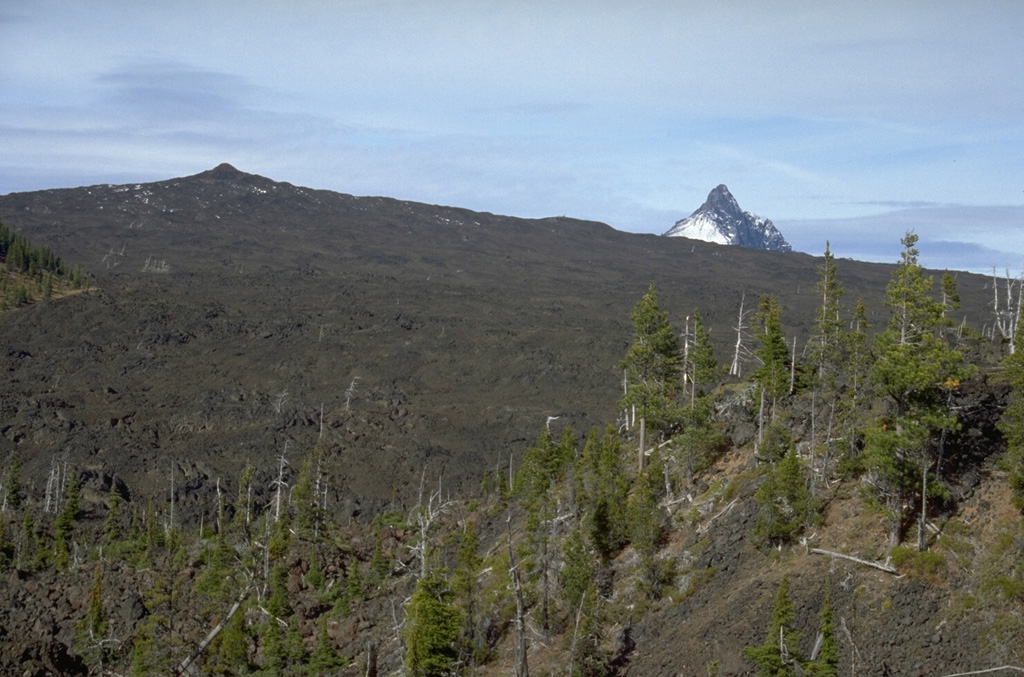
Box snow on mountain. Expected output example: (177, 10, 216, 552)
(663, 185, 792, 252)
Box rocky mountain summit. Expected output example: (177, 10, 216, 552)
(664, 184, 792, 252)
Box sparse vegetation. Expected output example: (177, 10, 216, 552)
(1, 177, 1022, 675)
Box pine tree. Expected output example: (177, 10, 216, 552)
(754, 447, 814, 546)
(307, 616, 346, 675)
(807, 588, 839, 676)
(865, 232, 972, 548)
(209, 605, 251, 675)
(743, 574, 801, 676)
(685, 308, 719, 408)
(560, 526, 593, 613)
(404, 573, 463, 677)
(619, 282, 682, 469)
(516, 425, 574, 632)
(54, 471, 80, 570)
(452, 521, 484, 666)
(78, 564, 111, 674)
(753, 295, 791, 421)
(2, 459, 22, 511)
(0, 519, 14, 569)
(259, 620, 286, 674)
(628, 455, 669, 599)
(576, 427, 628, 563)
(811, 243, 845, 390)
(998, 296, 1024, 511)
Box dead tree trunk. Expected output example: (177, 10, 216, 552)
(731, 293, 747, 378)
(506, 517, 529, 677)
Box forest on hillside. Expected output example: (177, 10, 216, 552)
(0, 229, 1022, 676)
(0, 220, 84, 310)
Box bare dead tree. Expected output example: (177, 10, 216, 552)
(507, 516, 529, 677)
(167, 458, 175, 535)
(345, 377, 360, 412)
(409, 472, 452, 580)
(273, 442, 290, 523)
(730, 293, 752, 378)
(273, 389, 289, 414)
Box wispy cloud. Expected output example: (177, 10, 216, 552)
(779, 205, 1024, 274)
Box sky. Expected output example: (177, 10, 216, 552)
(1, 1, 1022, 274)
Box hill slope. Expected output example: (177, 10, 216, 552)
(0, 167, 1020, 676)
(0, 165, 997, 515)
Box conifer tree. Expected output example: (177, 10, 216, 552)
(752, 295, 791, 454)
(998, 297, 1024, 511)
(2, 459, 22, 511)
(628, 455, 669, 599)
(404, 573, 462, 677)
(743, 574, 801, 676)
(845, 296, 872, 413)
(308, 616, 346, 674)
(685, 308, 719, 408)
(575, 427, 629, 563)
(754, 447, 814, 546)
(560, 526, 593, 615)
(619, 282, 682, 469)
(452, 522, 484, 666)
(807, 588, 839, 677)
(675, 310, 724, 486)
(0, 520, 14, 569)
(516, 425, 574, 632)
(865, 232, 972, 548)
(54, 471, 80, 570)
(209, 606, 251, 675)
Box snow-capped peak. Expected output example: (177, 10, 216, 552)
(663, 185, 792, 252)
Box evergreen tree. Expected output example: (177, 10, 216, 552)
(3, 460, 21, 511)
(0, 520, 14, 569)
(811, 243, 845, 390)
(685, 308, 719, 408)
(941, 270, 962, 323)
(209, 605, 251, 675)
(232, 462, 255, 534)
(807, 588, 839, 677)
(628, 455, 669, 599)
(576, 427, 629, 563)
(103, 487, 122, 545)
(753, 294, 791, 430)
(78, 564, 111, 674)
(845, 296, 872, 412)
(54, 471, 80, 570)
(404, 573, 463, 677)
(619, 282, 682, 469)
(743, 574, 801, 676)
(560, 526, 594, 614)
(259, 620, 286, 675)
(307, 616, 346, 675)
(754, 447, 814, 546)
(998, 297, 1024, 512)
(516, 425, 574, 632)
(865, 232, 972, 547)
(284, 621, 306, 669)
(452, 522, 484, 666)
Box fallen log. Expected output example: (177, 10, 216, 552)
(810, 548, 899, 574)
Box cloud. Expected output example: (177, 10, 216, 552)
(95, 59, 258, 121)
(779, 205, 1024, 274)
